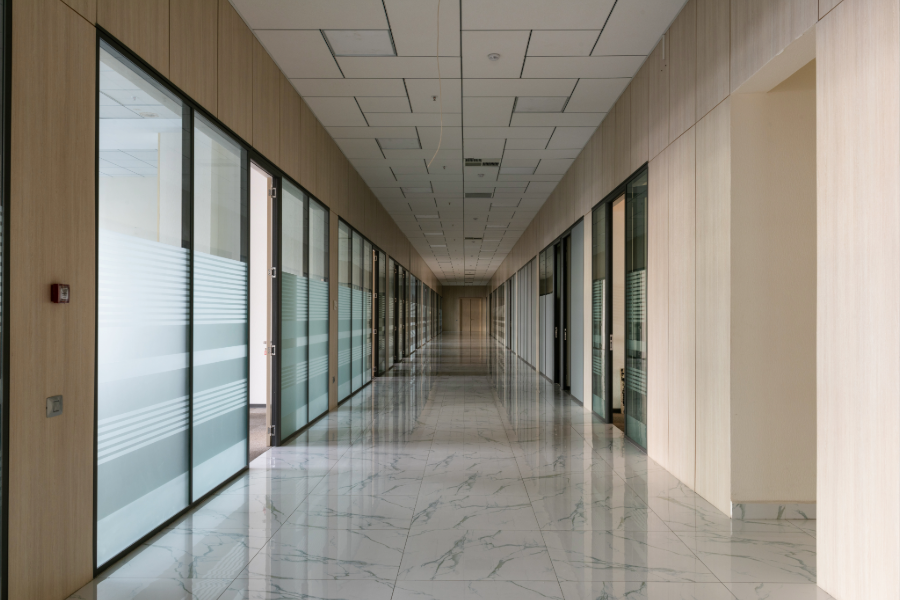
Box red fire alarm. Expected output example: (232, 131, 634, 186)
(51, 284, 70, 304)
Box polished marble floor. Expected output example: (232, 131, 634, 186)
(72, 334, 829, 600)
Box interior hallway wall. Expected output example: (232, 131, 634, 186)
(570, 221, 585, 403)
(440, 286, 488, 332)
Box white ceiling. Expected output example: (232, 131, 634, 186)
(231, 0, 686, 286)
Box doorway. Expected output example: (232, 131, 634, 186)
(249, 162, 275, 462)
(459, 297, 483, 334)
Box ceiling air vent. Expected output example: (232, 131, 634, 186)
(465, 158, 482, 166)
(481, 161, 500, 167)
(464, 158, 500, 167)
(465, 237, 482, 240)
(465, 192, 493, 199)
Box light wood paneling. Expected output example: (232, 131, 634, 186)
(579, 141, 592, 216)
(591, 129, 603, 207)
(333, 141, 349, 216)
(170, 0, 218, 114)
(667, 126, 696, 489)
(648, 36, 670, 161)
(820, 0, 843, 18)
(817, 1, 900, 598)
(349, 165, 364, 224)
(62, 0, 96, 22)
(252, 38, 281, 165)
(647, 147, 669, 470)
(696, 0, 730, 120)
(694, 99, 731, 515)
(316, 121, 331, 206)
(630, 60, 650, 171)
(300, 99, 318, 196)
(9, 1, 96, 597)
(731, 0, 817, 92)
(98, 0, 169, 76)
(601, 105, 616, 197)
(669, 0, 697, 143)
(614, 86, 632, 185)
(280, 75, 302, 183)
(217, 0, 253, 142)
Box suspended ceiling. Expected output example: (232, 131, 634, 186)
(230, 0, 686, 286)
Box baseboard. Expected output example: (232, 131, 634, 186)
(731, 502, 815, 520)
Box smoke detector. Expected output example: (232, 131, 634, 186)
(488, 53, 501, 61)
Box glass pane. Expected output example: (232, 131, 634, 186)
(625, 172, 649, 448)
(308, 200, 329, 420)
(378, 251, 386, 373)
(539, 248, 554, 378)
(192, 115, 248, 501)
(363, 240, 372, 383)
(280, 181, 307, 439)
(409, 276, 417, 353)
(592, 205, 608, 421)
(351, 231, 363, 390)
(337, 222, 352, 400)
(97, 44, 189, 565)
(387, 259, 395, 368)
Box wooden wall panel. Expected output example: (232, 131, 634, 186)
(669, 0, 697, 143)
(591, 129, 603, 207)
(280, 76, 302, 183)
(170, 0, 218, 114)
(217, 0, 253, 143)
(630, 61, 650, 172)
(696, 0, 730, 121)
(300, 99, 318, 196)
(62, 0, 96, 22)
(333, 144, 349, 217)
(667, 126, 696, 489)
(694, 99, 732, 515)
(579, 141, 592, 216)
(316, 121, 332, 206)
(9, 1, 96, 597)
(817, 1, 900, 598)
(614, 87, 632, 185)
(647, 147, 669, 470)
(648, 37, 670, 161)
(601, 106, 616, 197)
(252, 38, 281, 165)
(98, 0, 169, 76)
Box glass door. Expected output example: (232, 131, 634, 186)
(625, 172, 649, 448)
(592, 202, 612, 422)
(376, 250, 386, 375)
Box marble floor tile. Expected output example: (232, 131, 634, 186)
(542, 530, 718, 583)
(393, 580, 564, 600)
(73, 335, 823, 600)
(678, 532, 816, 583)
(398, 529, 557, 581)
(287, 493, 417, 529)
(411, 493, 540, 530)
(245, 527, 408, 580)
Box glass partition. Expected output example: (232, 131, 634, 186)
(337, 222, 351, 400)
(378, 250, 386, 374)
(363, 239, 372, 384)
(97, 43, 190, 565)
(191, 115, 248, 501)
(592, 204, 610, 421)
(625, 172, 649, 448)
(351, 230, 363, 391)
(308, 199, 329, 420)
(280, 181, 307, 438)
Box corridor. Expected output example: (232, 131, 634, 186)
(72, 334, 822, 600)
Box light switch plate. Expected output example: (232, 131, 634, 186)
(46, 395, 63, 418)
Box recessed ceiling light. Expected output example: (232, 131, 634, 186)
(379, 138, 420, 149)
(515, 96, 568, 113)
(324, 30, 396, 57)
(488, 53, 501, 61)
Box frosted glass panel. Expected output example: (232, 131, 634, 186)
(281, 182, 308, 439)
(363, 240, 372, 384)
(625, 172, 648, 448)
(352, 231, 363, 391)
(308, 201, 329, 420)
(592, 205, 608, 422)
(97, 44, 189, 566)
(192, 116, 248, 502)
(338, 222, 351, 400)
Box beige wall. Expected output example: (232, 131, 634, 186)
(731, 61, 817, 503)
(441, 286, 488, 332)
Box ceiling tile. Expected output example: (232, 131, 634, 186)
(384, 0, 461, 56)
(546, 127, 596, 149)
(565, 78, 631, 113)
(255, 30, 342, 78)
(337, 56, 461, 78)
(527, 30, 600, 56)
(461, 0, 615, 30)
(464, 126, 553, 139)
(406, 79, 462, 113)
(367, 113, 463, 127)
(534, 159, 575, 175)
(356, 96, 411, 112)
(462, 97, 515, 126)
(503, 148, 581, 159)
(327, 126, 418, 138)
(290, 78, 407, 96)
(464, 78, 578, 97)
(592, 0, 685, 57)
(522, 56, 646, 79)
(504, 138, 550, 150)
(460, 139, 505, 157)
(510, 113, 604, 127)
(462, 31, 530, 78)
(336, 138, 385, 158)
(232, 0, 389, 29)
(305, 97, 368, 126)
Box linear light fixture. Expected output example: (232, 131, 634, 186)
(323, 30, 396, 57)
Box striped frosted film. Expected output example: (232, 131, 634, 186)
(281, 181, 308, 439)
(625, 171, 649, 448)
(363, 239, 372, 384)
(338, 222, 351, 400)
(192, 116, 248, 501)
(308, 200, 329, 420)
(592, 205, 608, 421)
(97, 44, 190, 565)
(351, 231, 363, 391)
